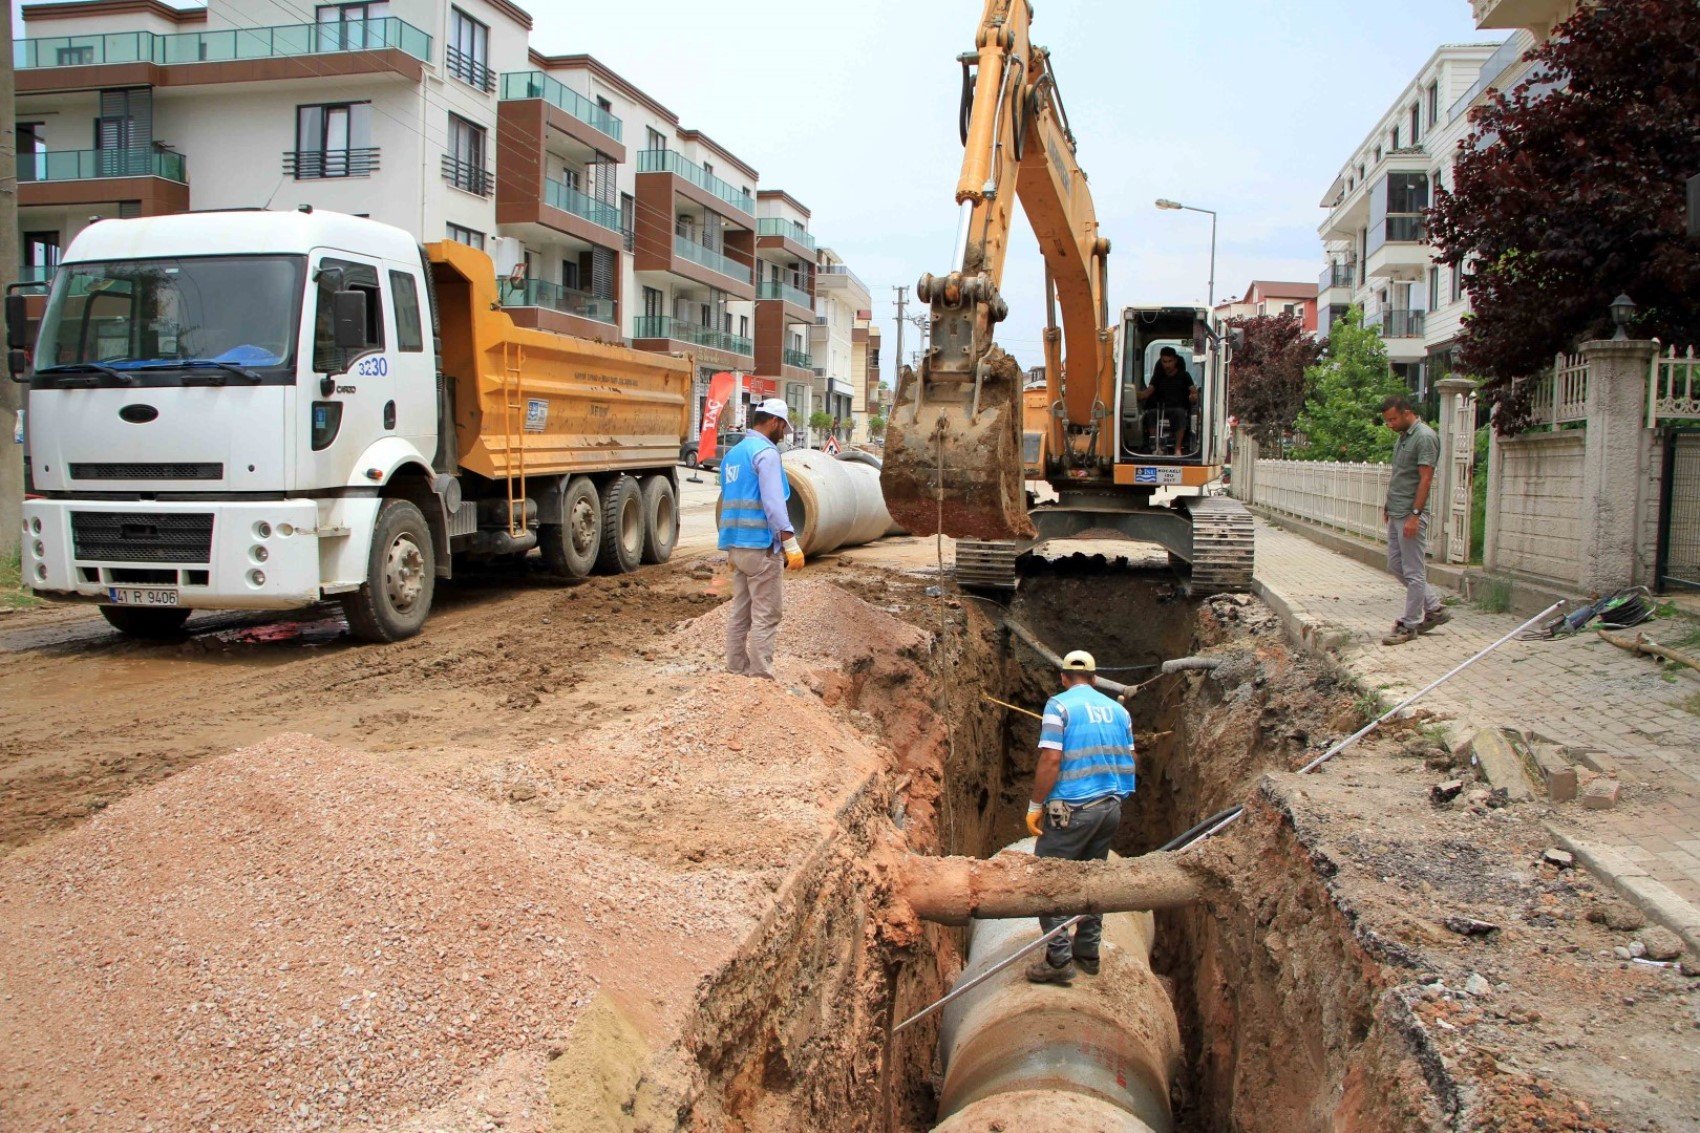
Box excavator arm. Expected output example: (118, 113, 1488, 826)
(881, 0, 1114, 540)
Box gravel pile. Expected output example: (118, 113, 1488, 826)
(674, 578, 930, 669)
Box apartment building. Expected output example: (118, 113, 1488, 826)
(1213, 281, 1319, 333)
(864, 323, 884, 422)
(811, 247, 870, 443)
(1316, 42, 1498, 396)
(13, 0, 870, 440)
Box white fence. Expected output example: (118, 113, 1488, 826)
(1242, 458, 1392, 542)
(1527, 351, 1588, 429)
(1649, 344, 1700, 425)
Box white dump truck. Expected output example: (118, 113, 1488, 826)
(10, 209, 692, 642)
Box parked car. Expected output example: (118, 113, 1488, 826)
(681, 430, 746, 472)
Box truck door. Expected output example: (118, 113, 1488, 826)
(383, 261, 437, 463)
(300, 252, 393, 491)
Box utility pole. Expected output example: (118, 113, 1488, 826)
(0, 13, 22, 553)
(891, 284, 907, 387)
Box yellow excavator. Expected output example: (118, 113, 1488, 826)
(880, 0, 1254, 592)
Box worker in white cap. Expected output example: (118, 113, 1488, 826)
(1025, 648, 1137, 985)
(717, 397, 805, 679)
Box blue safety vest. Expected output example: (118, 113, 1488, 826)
(717, 433, 790, 551)
(1038, 683, 1137, 803)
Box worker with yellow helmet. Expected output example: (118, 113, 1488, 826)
(1025, 648, 1137, 985)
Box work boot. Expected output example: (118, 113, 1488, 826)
(1025, 957, 1076, 985)
(1381, 622, 1420, 646)
(1073, 954, 1100, 976)
(1418, 607, 1453, 634)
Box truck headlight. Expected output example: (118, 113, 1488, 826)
(29, 517, 41, 535)
(32, 540, 45, 558)
(251, 545, 269, 564)
(248, 569, 266, 587)
(253, 521, 272, 539)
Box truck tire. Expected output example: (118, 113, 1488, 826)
(640, 475, 678, 564)
(100, 605, 191, 639)
(541, 476, 601, 578)
(596, 474, 644, 574)
(341, 498, 435, 643)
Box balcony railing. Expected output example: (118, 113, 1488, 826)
(546, 178, 622, 231)
(501, 279, 616, 324)
(783, 347, 814, 370)
(17, 147, 186, 183)
(284, 147, 379, 179)
(1319, 262, 1356, 290)
(445, 45, 494, 92)
(1449, 29, 1535, 121)
(17, 264, 56, 285)
(756, 280, 811, 308)
(757, 217, 815, 250)
(632, 315, 753, 356)
(441, 153, 491, 197)
(16, 17, 433, 69)
(636, 149, 753, 214)
(674, 234, 751, 284)
(816, 264, 868, 293)
(499, 71, 623, 142)
(1381, 309, 1426, 339)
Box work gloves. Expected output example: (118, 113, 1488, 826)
(1025, 802, 1044, 837)
(782, 536, 805, 571)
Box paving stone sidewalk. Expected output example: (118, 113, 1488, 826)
(1251, 519, 1700, 944)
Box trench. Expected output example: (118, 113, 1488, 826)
(876, 560, 1454, 1133)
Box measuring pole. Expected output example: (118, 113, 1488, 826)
(892, 285, 908, 388)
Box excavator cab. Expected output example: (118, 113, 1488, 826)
(1115, 306, 1223, 472)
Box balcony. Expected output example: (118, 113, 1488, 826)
(756, 279, 812, 310)
(501, 279, 615, 324)
(446, 45, 494, 93)
(17, 264, 56, 286)
(20, 147, 185, 183)
(815, 264, 869, 297)
(632, 315, 753, 357)
(1471, 0, 1570, 30)
(500, 71, 623, 143)
(783, 347, 814, 370)
(441, 154, 492, 197)
(1365, 215, 1430, 278)
(18, 147, 190, 216)
(283, 147, 380, 179)
(757, 216, 815, 253)
(637, 150, 753, 215)
(1381, 309, 1426, 339)
(15, 19, 432, 89)
(675, 234, 751, 284)
(1319, 262, 1357, 290)
(1450, 31, 1535, 121)
(546, 179, 621, 232)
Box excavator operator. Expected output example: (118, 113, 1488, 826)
(1137, 347, 1197, 457)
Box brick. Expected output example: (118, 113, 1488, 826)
(1581, 778, 1622, 810)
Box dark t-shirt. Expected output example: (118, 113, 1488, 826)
(1149, 365, 1195, 408)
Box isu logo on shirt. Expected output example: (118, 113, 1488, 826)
(724, 465, 740, 483)
(1083, 705, 1115, 725)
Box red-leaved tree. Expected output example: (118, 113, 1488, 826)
(1225, 312, 1322, 448)
(1427, 0, 1700, 432)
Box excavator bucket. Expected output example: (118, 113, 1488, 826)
(880, 347, 1035, 541)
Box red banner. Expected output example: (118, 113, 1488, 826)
(698, 371, 737, 463)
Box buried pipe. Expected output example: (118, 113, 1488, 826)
(900, 849, 1205, 926)
(1003, 618, 1218, 702)
(930, 840, 1183, 1133)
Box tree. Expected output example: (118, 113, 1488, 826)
(1427, 0, 1700, 432)
(868, 415, 886, 438)
(808, 410, 834, 434)
(1293, 308, 1406, 463)
(1225, 312, 1322, 448)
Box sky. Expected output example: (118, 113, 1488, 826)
(522, 0, 1495, 385)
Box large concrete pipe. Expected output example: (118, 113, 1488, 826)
(934, 840, 1182, 1133)
(781, 449, 904, 556)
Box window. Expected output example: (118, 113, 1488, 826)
(313, 257, 383, 372)
(646, 127, 666, 152)
(389, 270, 423, 352)
(1426, 82, 1439, 128)
(294, 102, 373, 177)
(596, 96, 612, 112)
(1427, 266, 1440, 309)
(447, 8, 492, 92)
(17, 124, 45, 182)
(702, 160, 714, 177)
(316, 2, 389, 50)
(561, 259, 580, 290)
(444, 114, 488, 195)
(23, 231, 61, 270)
(642, 287, 663, 318)
(1390, 127, 1400, 150)
(445, 223, 484, 250)
(1409, 105, 1420, 145)
(1451, 263, 1464, 304)
(738, 315, 749, 338)
(1373, 146, 1383, 163)
(56, 45, 95, 65)
(1282, 303, 1296, 315)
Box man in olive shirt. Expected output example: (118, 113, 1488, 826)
(1380, 394, 1451, 645)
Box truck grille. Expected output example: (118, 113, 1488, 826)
(71, 512, 214, 563)
(70, 462, 223, 481)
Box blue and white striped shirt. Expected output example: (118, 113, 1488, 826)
(1038, 683, 1136, 803)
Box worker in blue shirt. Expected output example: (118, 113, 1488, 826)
(717, 398, 804, 679)
(1025, 649, 1137, 984)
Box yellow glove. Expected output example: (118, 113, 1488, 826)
(782, 536, 805, 571)
(1025, 802, 1044, 837)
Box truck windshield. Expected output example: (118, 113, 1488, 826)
(34, 255, 305, 375)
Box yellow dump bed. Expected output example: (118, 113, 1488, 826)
(426, 241, 692, 481)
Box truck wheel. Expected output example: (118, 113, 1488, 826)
(541, 476, 601, 578)
(100, 605, 191, 639)
(342, 498, 435, 643)
(640, 475, 679, 564)
(595, 474, 644, 574)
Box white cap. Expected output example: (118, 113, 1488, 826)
(755, 397, 790, 423)
(1061, 650, 1096, 672)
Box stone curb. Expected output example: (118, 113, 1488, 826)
(1544, 823, 1700, 959)
(1250, 576, 1352, 658)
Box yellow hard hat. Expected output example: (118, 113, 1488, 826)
(1061, 650, 1096, 673)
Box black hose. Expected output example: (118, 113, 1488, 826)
(959, 59, 974, 147)
(1157, 806, 1242, 853)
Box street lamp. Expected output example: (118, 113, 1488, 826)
(1155, 198, 1218, 309)
(1610, 293, 1637, 340)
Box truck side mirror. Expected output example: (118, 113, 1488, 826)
(332, 290, 367, 350)
(6, 293, 28, 351)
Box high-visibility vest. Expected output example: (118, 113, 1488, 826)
(717, 433, 790, 550)
(1039, 684, 1137, 803)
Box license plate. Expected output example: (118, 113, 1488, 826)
(108, 587, 179, 607)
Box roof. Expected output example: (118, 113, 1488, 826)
(60, 208, 420, 265)
(528, 52, 680, 126)
(22, 0, 206, 23)
(1245, 281, 1319, 300)
(677, 129, 758, 183)
(756, 189, 811, 218)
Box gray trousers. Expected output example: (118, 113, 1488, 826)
(726, 547, 783, 678)
(1034, 797, 1122, 966)
(1386, 514, 1442, 629)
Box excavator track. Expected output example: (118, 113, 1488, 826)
(1183, 495, 1256, 594)
(955, 539, 1023, 591)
